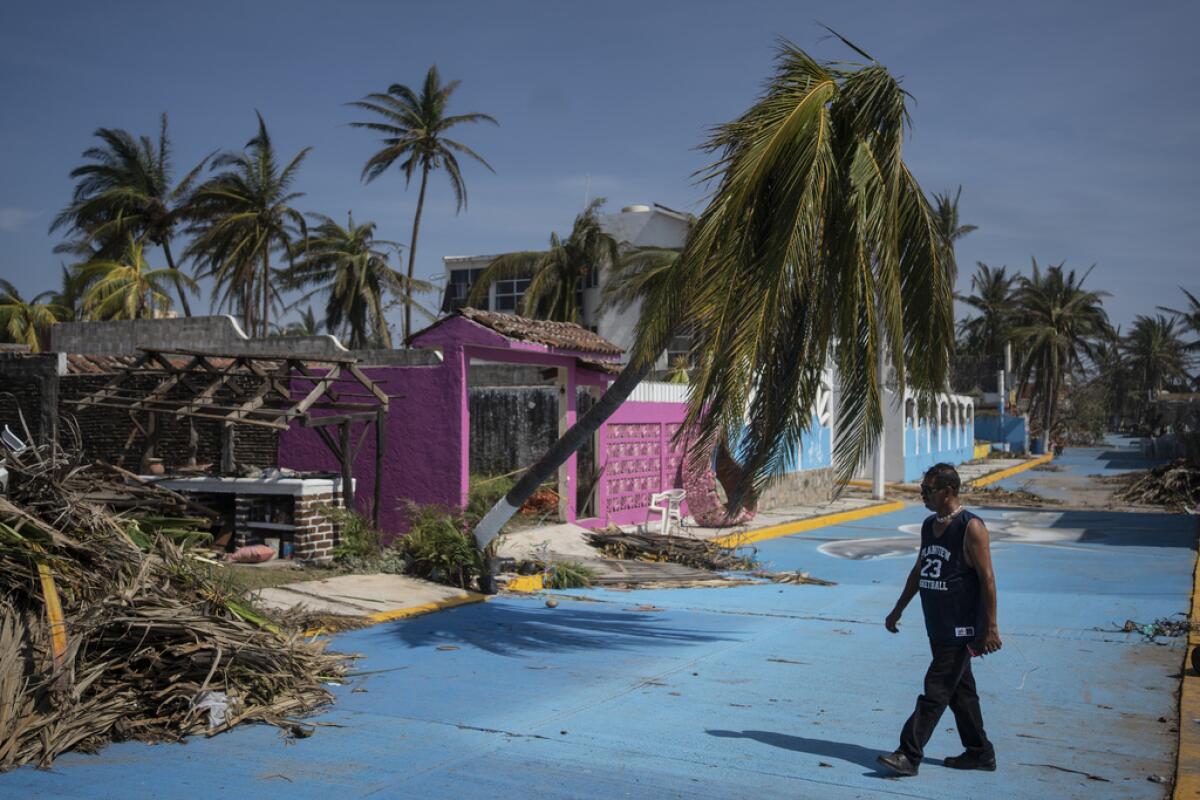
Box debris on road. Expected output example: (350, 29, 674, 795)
(753, 570, 837, 586)
(1118, 459, 1200, 509)
(586, 528, 757, 571)
(0, 442, 345, 771)
(1104, 616, 1195, 640)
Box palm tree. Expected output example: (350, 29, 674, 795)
(466, 199, 618, 323)
(1122, 314, 1190, 403)
(957, 262, 1017, 363)
(80, 236, 191, 320)
(1011, 259, 1110, 441)
(50, 114, 208, 316)
(276, 305, 322, 337)
(0, 281, 67, 352)
(1159, 287, 1200, 352)
(931, 186, 977, 286)
(44, 265, 89, 322)
(283, 213, 432, 349)
(1089, 329, 1134, 427)
(349, 65, 497, 341)
(185, 113, 310, 338)
(471, 38, 956, 564)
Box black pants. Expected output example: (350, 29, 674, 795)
(898, 641, 992, 762)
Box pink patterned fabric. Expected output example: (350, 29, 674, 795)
(682, 447, 756, 528)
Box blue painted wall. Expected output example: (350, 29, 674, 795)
(975, 414, 1027, 453)
(900, 420, 974, 482)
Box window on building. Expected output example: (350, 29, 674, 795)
(493, 278, 531, 312)
(446, 268, 485, 311)
(666, 324, 694, 365)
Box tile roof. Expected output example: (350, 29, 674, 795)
(457, 308, 624, 357)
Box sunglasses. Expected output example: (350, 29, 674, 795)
(920, 484, 945, 498)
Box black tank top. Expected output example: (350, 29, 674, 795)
(918, 508, 984, 645)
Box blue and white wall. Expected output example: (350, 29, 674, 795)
(893, 390, 976, 482)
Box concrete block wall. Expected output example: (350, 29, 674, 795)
(756, 467, 835, 510)
(49, 316, 350, 358)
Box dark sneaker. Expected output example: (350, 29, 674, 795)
(943, 750, 997, 771)
(876, 751, 919, 776)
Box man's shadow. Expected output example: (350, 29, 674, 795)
(707, 729, 939, 775)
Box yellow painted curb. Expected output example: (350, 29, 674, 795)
(973, 442, 992, 460)
(302, 592, 487, 638)
(1173, 520, 1200, 799)
(506, 574, 545, 593)
(711, 500, 908, 549)
(968, 453, 1053, 488)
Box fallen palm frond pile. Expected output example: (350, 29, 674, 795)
(586, 528, 758, 571)
(0, 443, 345, 771)
(1117, 459, 1200, 510)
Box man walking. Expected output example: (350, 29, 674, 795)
(877, 463, 1002, 777)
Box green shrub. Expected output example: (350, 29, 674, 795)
(399, 504, 483, 589)
(466, 473, 516, 526)
(546, 561, 595, 589)
(321, 506, 382, 562)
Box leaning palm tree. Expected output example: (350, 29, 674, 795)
(466, 199, 618, 323)
(931, 186, 977, 286)
(599, 245, 683, 316)
(283, 213, 432, 349)
(349, 65, 497, 341)
(1123, 314, 1191, 403)
(1011, 259, 1110, 441)
(0, 281, 66, 352)
(956, 262, 1017, 364)
(80, 236, 189, 320)
(185, 113, 310, 338)
(471, 38, 956, 566)
(51, 114, 208, 316)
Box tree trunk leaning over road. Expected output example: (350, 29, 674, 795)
(471, 358, 653, 554)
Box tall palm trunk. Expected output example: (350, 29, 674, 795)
(404, 163, 430, 343)
(161, 241, 192, 317)
(261, 248, 271, 338)
(472, 358, 653, 566)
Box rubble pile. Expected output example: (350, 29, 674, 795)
(1117, 459, 1200, 509)
(0, 442, 345, 771)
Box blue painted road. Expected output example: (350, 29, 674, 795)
(2, 444, 1194, 799)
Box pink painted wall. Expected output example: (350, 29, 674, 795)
(278, 353, 467, 542)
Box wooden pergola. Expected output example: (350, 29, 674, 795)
(70, 347, 391, 524)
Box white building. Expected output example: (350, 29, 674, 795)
(441, 203, 692, 367)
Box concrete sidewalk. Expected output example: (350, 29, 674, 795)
(255, 573, 484, 622)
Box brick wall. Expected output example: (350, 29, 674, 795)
(57, 375, 279, 470)
(0, 352, 63, 444)
(293, 493, 344, 564)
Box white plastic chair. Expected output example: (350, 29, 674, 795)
(646, 489, 687, 536)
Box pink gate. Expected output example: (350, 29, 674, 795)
(589, 401, 689, 527)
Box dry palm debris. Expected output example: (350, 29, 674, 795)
(0, 442, 346, 771)
(586, 528, 758, 571)
(752, 570, 837, 586)
(1117, 459, 1200, 509)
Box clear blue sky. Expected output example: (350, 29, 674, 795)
(1, 1, 1197, 331)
